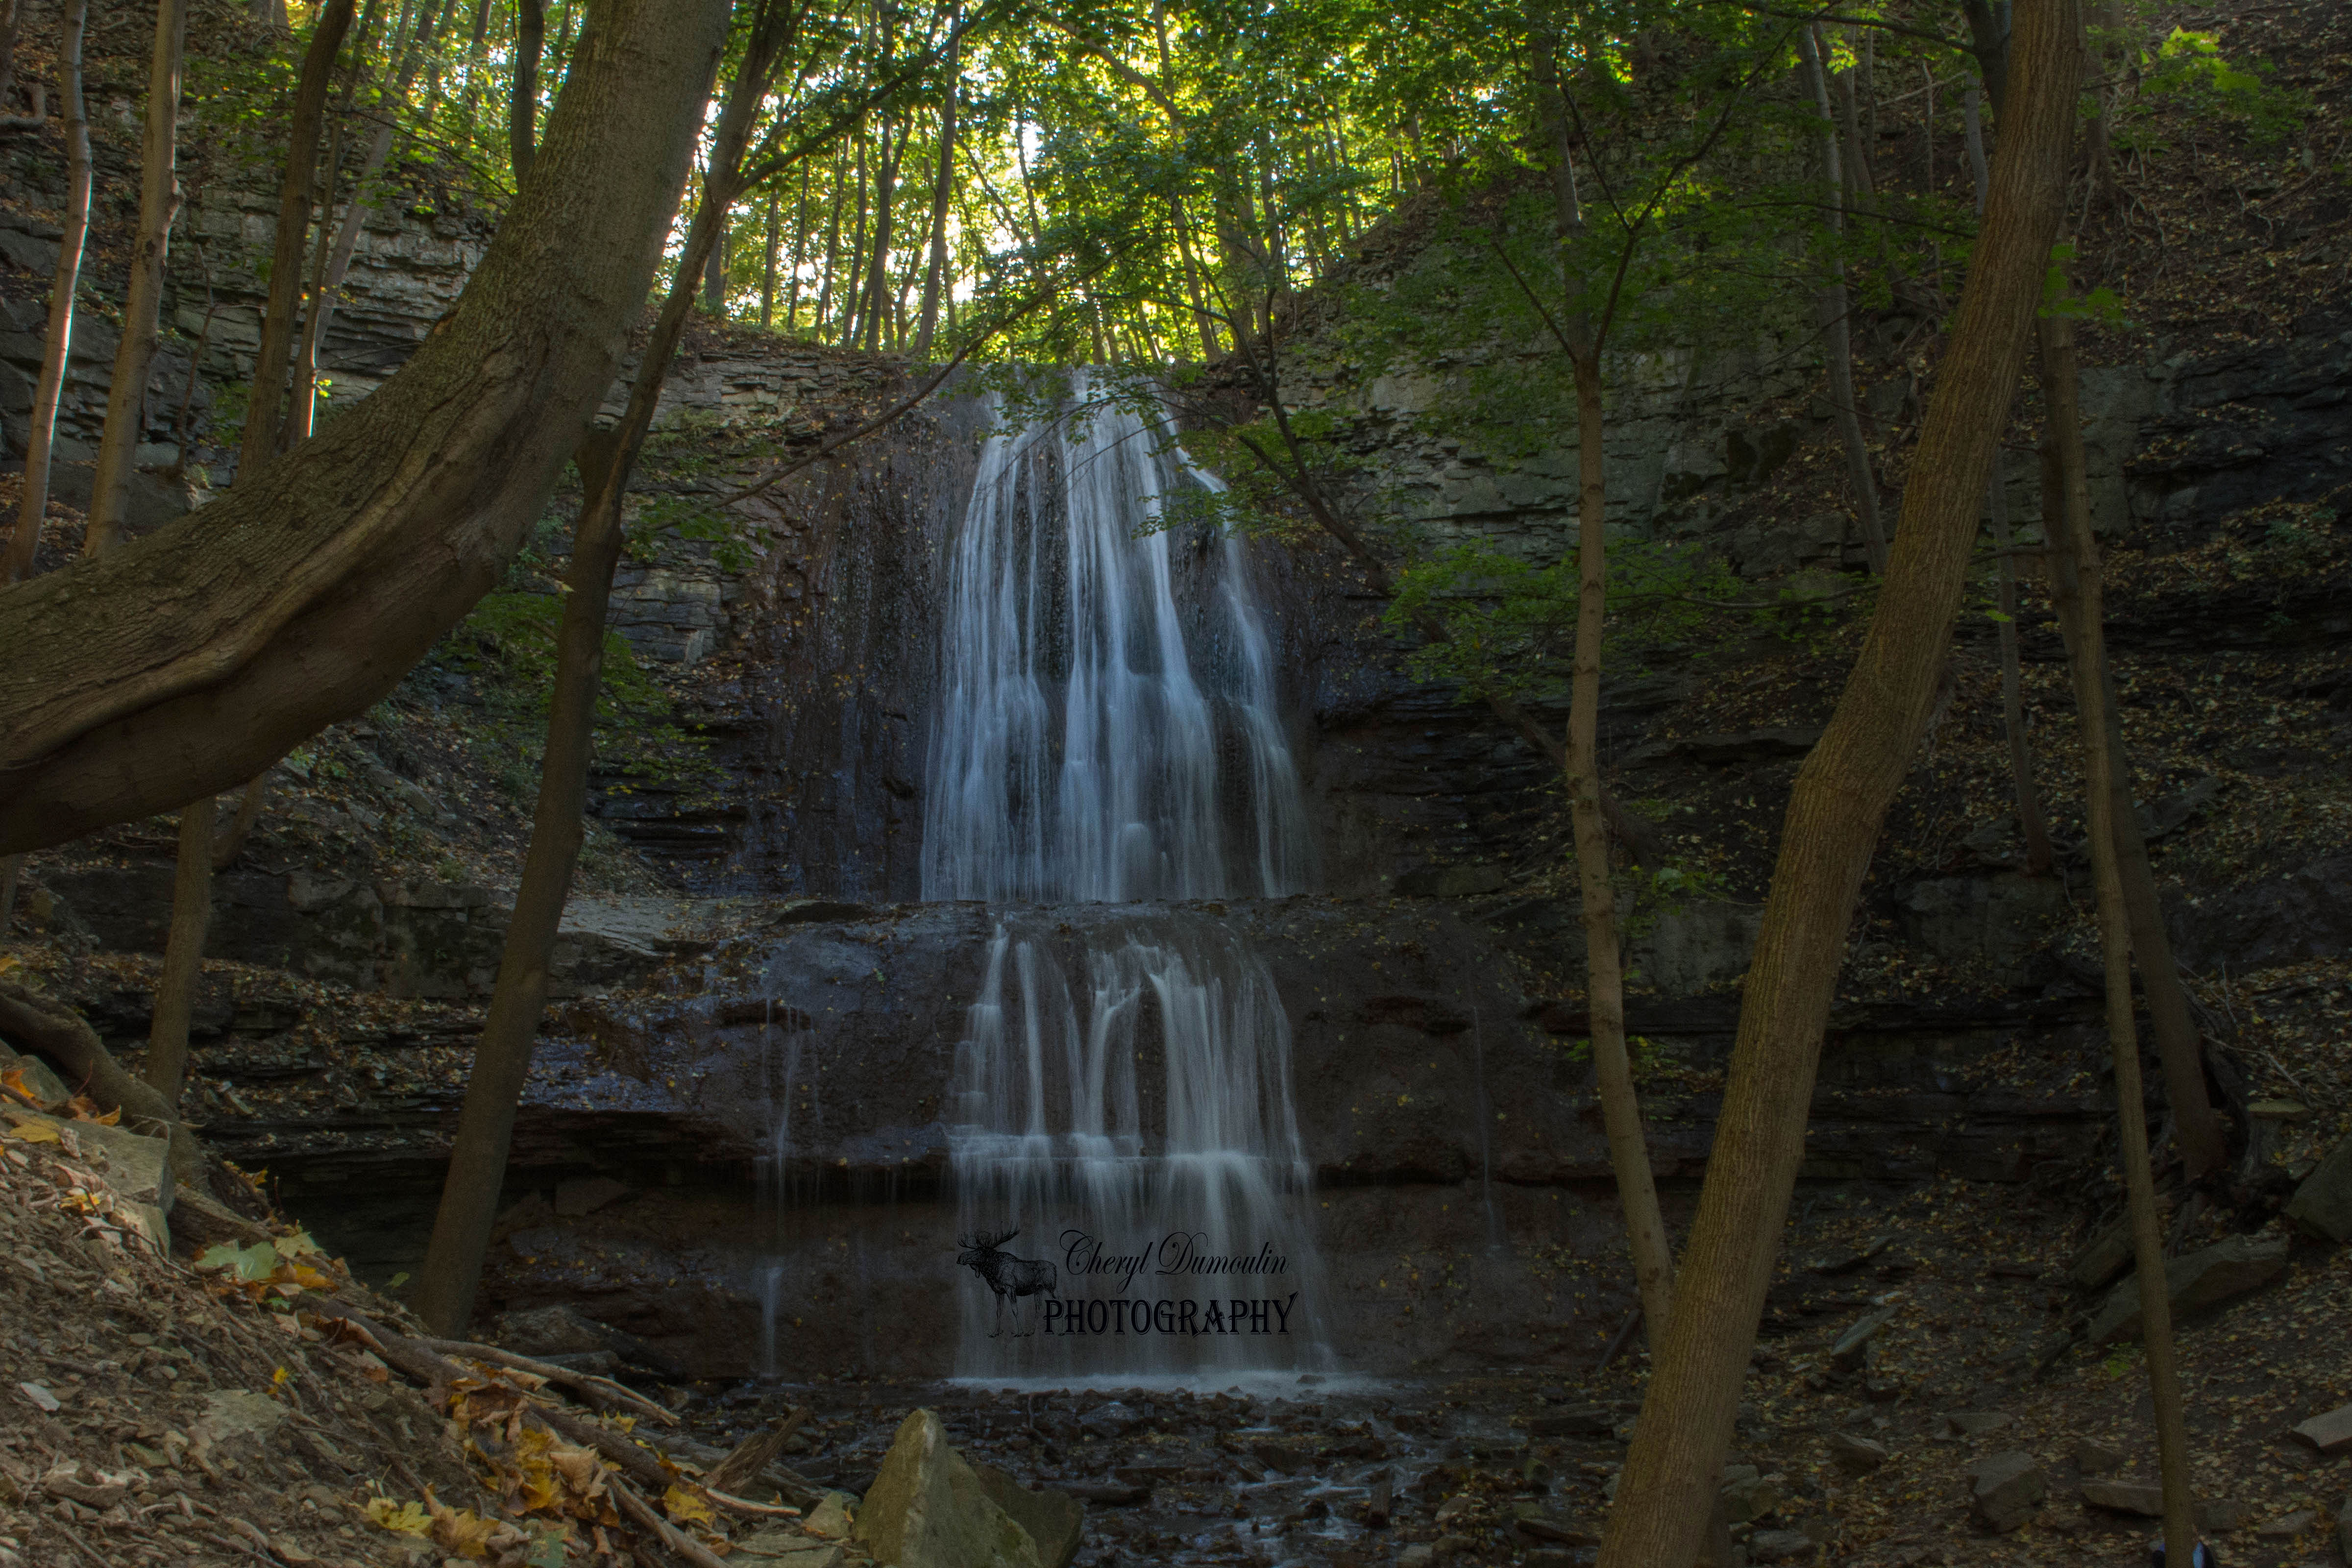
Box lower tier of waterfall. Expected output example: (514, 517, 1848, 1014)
(945, 908, 1331, 1381)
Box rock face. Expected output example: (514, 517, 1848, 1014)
(2087, 1233, 2292, 1343)
(1969, 1452, 2049, 1533)
(2284, 1134, 2352, 1242)
(34, 866, 708, 1000)
(852, 1409, 1045, 1568)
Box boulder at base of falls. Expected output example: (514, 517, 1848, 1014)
(973, 1463, 1082, 1568)
(851, 1409, 1046, 1568)
(2085, 1233, 2290, 1343)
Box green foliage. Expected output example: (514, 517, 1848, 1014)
(2143, 29, 2306, 150)
(1382, 538, 1749, 707)
(438, 592, 720, 799)
(2041, 243, 2129, 327)
(625, 492, 760, 576)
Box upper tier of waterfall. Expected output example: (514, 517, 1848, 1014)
(920, 372, 1312, 904)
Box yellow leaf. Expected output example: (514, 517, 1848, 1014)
(426, 1492, 502, 1560)
(365, 1498, 433, 1538)
(662, 1485, 717, 1527)
(5, 1121, 60, 1144)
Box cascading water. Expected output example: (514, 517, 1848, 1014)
(926, 372, 1328, 1379)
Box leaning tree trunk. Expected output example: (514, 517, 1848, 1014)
(2046, 344, 2203, 1564)
(2, 0, 91, 585)
(0, 0, 734, 858)
(1594, 4, 2078, 1562)
(84, 0, 189, 555)
(2038, 307, 2229, 1180)
(237, 0, 355, 484)
(413, 2, 793, 1336)
(1797, 23, 1888, 575)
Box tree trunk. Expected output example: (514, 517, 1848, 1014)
(1594, 4, 2078, 1561)
(759, 184, 780, 328)
(293, 0, 441, 448)
(2047, 371, 2201, 1566)
(703, 202, 728, 314)
(840, 129, 870, 342)
(814, 148, 844, 337)
(1529, 21, 1677, 1336)
(1173, 197, 1222, 361)
(1988, 473, 2054, 872)
(413, 1, 790, 1337)
(2037, 308, 2228, 1180)
(1797, 23, 1888, 575)
(236, 0, 356, 483)
(510, 0, 544, 182)
(2081, 1, 2119, 212)
(1, 0, 90, 585)
(211, 772, 270, 869)
(0, 0, 734, 857)
(143, 798, 216, 1107)
(1963, 84, 2054, 876)
(1962, 0, 2011, 113)
(859, 118, 901, 351)
(85, 0, 189, 554)
(783, 163, 810, 333)
(913, 51, 957, 357)
(1570, 346, 1676, 1334)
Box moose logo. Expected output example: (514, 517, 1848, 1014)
(955, 1227, 1059, 1337)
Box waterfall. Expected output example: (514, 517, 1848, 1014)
(921, 376, 1310, 903)
(929, 373, 1326, 1380)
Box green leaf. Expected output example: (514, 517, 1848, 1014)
(194, 1240, 280, 1282)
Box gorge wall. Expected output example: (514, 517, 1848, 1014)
(6, 142, 2348, 1383)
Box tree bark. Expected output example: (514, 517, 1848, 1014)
(913, 46, 958, 357)
(292, 0, 441, 448)
(858, 117, 902, 351)
(0, 0, 734, 858)
(2047, 370, 2201, 1566)
(211, 772, 270, 869)
(2037, 309, 2228, 1180)
(237, 0, 355, 484)
(1964, 83, 2054, 876)
(1, 0, 90, 584)
(1570, 343, 1675, 1334)
(509, 0, 543, 182)
(83, 0, 189, 556)
(1528, 20, 1677, 1337)
(1988, 472, 2054, 872)
(702, 198, 728, 313)
(1797, 23, 1888, 575)
(1594, 4, 2078, 1562)
(143, 799, 215, 1107)
(759, 185, 781, 328)
(413, 1, 788, 1337)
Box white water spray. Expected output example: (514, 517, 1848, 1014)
(928, 374, 1326, 1378)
